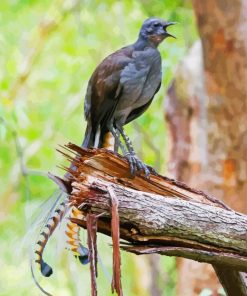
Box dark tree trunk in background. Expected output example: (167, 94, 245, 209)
(165, 0, 247, 295)
(192, 0, 247, 213)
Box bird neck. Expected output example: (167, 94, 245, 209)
(134, 35, 158, 50)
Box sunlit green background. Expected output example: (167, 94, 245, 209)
(0, 0, 197, 295)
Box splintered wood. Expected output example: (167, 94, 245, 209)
(56, 143, 247, 296)
(108, 186, 122, 296)
(62, 143, 229, 210)
(87, 213, 98, 296)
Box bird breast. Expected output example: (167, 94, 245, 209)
(115, 48, 161, 122)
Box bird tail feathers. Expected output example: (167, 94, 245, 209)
(81, 124, 95, 148)
(82, 123, 114, 150)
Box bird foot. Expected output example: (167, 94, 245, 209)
(124, 153, 150, 178)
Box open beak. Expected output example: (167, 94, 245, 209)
(163, 21, 177, 39)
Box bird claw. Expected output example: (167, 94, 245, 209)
(125, 153, 150, 178)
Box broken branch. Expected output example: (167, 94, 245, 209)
(56, 143, 247, 295)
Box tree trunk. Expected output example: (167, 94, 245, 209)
(165, 0, 247, 294)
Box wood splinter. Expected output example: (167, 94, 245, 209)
(60, 144, 247, 296)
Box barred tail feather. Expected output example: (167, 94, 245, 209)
(66, 207, 89, 265)
(34, 201, 67, 277)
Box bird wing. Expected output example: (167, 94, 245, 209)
(84, 46, 133, 133)
(84, 47, 161, 133)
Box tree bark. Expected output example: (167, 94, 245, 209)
(165, 0, 247, 294)
(56, 144, 247, 295)
(192, 0, 247, 213)
(71, 180, 247, 255)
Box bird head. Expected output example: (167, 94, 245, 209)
(139, 17, 176, 46)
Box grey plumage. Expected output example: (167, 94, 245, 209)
(82, 17, 175, 175)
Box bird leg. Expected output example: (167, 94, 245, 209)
(108, 124, 135, 175)
(107, 123, 139, 176)
(113, 129, 120, 153)
(107, 124, 128, 154)
(116, 125, 150, 177)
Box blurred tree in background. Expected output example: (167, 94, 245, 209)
(166, 0, 247, 295)
(0, 0, 197, 295)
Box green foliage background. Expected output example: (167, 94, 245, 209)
(0, 0, 197, 295)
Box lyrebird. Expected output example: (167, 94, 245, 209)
(32, 17, 175, 294)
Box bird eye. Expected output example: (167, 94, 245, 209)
(153, 22, 159, 27)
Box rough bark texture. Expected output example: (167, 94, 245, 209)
(165, 1, 247, 294)
(55, 145, 247, 294)
(55, 145, 247, 295)
(71, 181, 247, 255)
